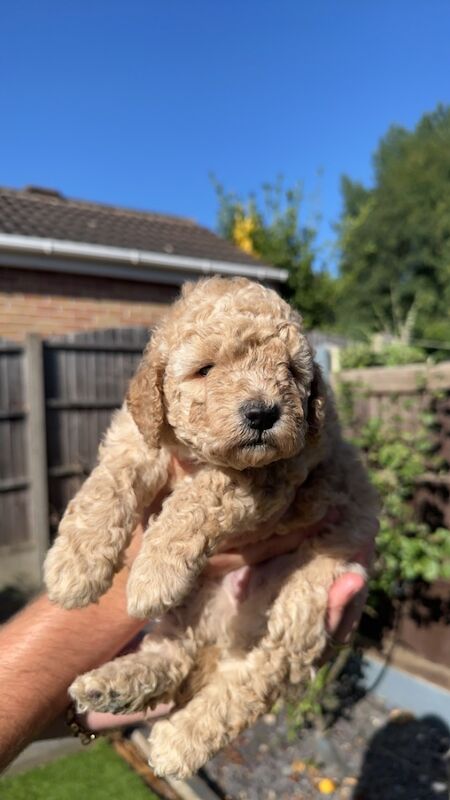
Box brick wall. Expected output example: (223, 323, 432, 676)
(0, 266, 179, 339)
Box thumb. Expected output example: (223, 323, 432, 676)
(327, 572, 367, 640)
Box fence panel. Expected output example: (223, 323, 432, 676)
(336, 362, 450, 528)
(0, 327, 148, 589)
(0, 339, 28, 549)
(43, 327, 148, 539)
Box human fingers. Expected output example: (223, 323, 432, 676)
(326, 535, 376, 640)
(326, 572, 367, 640)
(204, 508, 340, 578)
(84, 703, 172, 731)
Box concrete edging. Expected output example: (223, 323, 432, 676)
(363, 654, 450, 723)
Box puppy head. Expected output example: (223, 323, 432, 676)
(127, 277, 326, 469)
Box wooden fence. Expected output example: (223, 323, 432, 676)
(1, 333, 449, 591)
(336, 362, 450, 528)
(0, 327, 148, 589)
(336, 362, 450, 668)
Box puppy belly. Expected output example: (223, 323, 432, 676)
(181, 546, 341, 654)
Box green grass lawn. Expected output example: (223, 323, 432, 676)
(1, 739, 159, 800)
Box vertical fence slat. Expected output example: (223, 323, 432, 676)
(24, 334, 49, 583)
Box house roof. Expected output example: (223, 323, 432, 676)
(0, 186, 270, 270)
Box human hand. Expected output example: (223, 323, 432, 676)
(326, 538, 375, 643)
(205, 512, 376, 642)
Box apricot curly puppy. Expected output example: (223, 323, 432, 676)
(44, 277, 378, 778)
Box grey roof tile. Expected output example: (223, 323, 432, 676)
(0, 186, 270, 268)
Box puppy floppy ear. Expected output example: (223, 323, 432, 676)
(307, 362, 327, 439)
(126, 335, 165, 449)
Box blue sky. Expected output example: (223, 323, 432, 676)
(1, 1, 449, 269)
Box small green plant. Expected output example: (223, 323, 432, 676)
(354, 416, 450, 600)
(285, 652, 350, 736)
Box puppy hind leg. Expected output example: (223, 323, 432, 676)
(148, 647, 287, 779)
(148, 553, 340, 778)
(70, 633, 197, 715)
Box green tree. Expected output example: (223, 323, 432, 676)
(337, 105, 450, 348)
(213, 177, 336, 330)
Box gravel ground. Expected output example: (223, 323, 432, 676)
(202, 694, 450, 800)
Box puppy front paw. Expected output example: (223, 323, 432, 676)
(44, 538, 116, 609)
(126, 557, 195, 619)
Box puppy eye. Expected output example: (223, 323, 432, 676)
(197, 364, 214, 377)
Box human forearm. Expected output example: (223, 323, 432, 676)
(0, 568, 142, 771)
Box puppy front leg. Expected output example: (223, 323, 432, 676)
(44, 407, 170, 608)
(127, 468, 258, 619)
(148, 647, 286, 778)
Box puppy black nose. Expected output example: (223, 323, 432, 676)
(241, 401, 280, 431)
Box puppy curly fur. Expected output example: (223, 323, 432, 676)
(44, 277, 378, 778)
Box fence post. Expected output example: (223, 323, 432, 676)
(24, 334, 49, 583)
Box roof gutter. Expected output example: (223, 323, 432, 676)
(0, 233, 287, 285)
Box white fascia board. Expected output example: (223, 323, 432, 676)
(0, 233, 288, 284)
